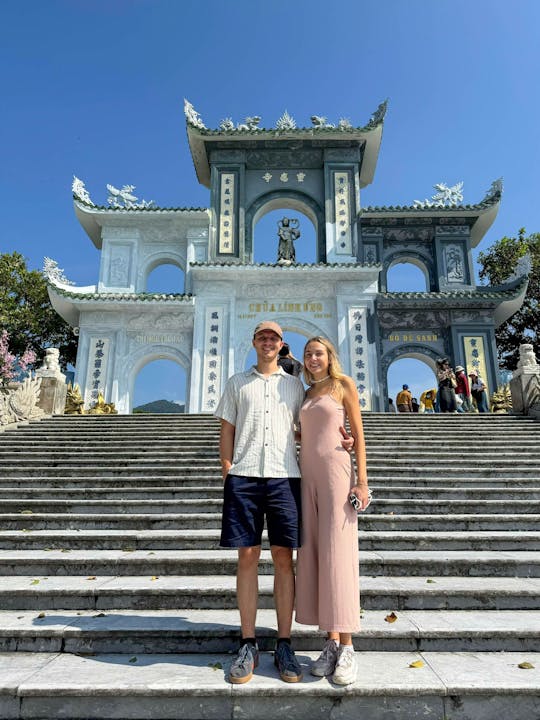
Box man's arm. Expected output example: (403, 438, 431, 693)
(219, 419, 236, 481)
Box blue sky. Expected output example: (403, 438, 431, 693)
(1, 1, 539, 406)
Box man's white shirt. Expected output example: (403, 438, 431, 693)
(215, 366, 304, 478)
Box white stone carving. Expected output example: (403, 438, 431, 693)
(338, 118, 353, 130)
(262, 173, 272, 183)
(444, 244, 465, 282)
(275, 111, 296, 131)
(184, 99, 206, 129)
(311, 116, 335, 129)
(219, 116, 261, 131)
(72, 176, 93, 204)
(43, 257, 74, 286)
(296, 172, 306, 182)
(518, 343, 539, 369)
(35, 348, 65, 380)
(106, 184, 154, 210)
(506, 253, 532, 283)
(413, 182, 464, 208)
(0, 375, 43, 427)
(280, 173, 289, 182)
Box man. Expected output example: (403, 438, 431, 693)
(396, 384, 413, 413)
(215, 320, 305, 685)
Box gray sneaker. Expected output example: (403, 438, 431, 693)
(310, 638, 339, 677)
(332, 644, 357, 686)
(229, 642, 259, 684)
(274, 641, 303, 682)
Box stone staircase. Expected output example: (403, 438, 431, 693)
(0, 413, 539, 720)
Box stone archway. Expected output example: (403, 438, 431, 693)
(382, 344, 440, 409)
(245, 190, 325, 263)
(126, 345, 191, 413)
(138, 251, 186, 292)
(236, 315, 334, 373)
(381, 251, 435, 292)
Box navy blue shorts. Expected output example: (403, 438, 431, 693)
(220, 475, 301, 548)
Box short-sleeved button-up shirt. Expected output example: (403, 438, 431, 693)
(214, 366, 304, 478)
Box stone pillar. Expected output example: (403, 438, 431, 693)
(509, 343, 540, 417)
(35, 348, 67, 415)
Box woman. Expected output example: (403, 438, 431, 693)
(435, 357, 458, 413)
(295, 337, 370, 686)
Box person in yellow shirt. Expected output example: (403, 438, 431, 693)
(395, 384, 413, 413)
(420, 388, 437, 414)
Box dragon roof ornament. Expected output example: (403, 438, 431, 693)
(43, 257, 74, 286)
(506, 252, 532, 284)
(413, 182, 465, 209)
(184, 99, 206, 129)
(106, 184, 155, 210)
(72, 176, 93, 205)
(482, 177, 503, 203)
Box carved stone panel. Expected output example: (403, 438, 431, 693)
(107, 244, 131, 287)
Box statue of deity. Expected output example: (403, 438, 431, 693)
(277, 217, 300, 265)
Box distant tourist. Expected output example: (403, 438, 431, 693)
(277, 343, 303, 377)
(388, 398, 398, 413)
(396, 384, 413, 413)
(454, 365, 473, 412)
(469, 371, 489, 413)
(420, 388, 437, 414)
(411, 397, 420, 413)
(436, 358, 458, 413)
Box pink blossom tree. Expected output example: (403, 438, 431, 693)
(0, 330, 37, 386)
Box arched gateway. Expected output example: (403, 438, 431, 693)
(46, 101, 529, 412)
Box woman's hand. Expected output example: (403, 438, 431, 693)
(339, 426, 355, 452)
(350, 483, 371, 510)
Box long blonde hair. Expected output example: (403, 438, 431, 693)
(303, 336, 346, 401)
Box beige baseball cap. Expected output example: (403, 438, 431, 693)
(253, 321, 283, 339)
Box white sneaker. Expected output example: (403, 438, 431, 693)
(332, 644, 357, 685)
(310, 639, 339, 677)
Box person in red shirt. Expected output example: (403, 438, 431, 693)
(454, 365, 473, 412)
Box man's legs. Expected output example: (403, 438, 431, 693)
(237, 545, 261, 638)
(270, 545, 295, 637)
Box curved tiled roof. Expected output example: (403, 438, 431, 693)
(190, 261, 381, 269)
(362, 180, 503, 215)
(49, 283, 193, 303)
(378, 279, 527, 302)
(74, 197, 208, 213)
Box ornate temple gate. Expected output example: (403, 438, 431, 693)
(46, 101, 529, 412)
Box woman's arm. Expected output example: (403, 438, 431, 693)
(341, 376, 370, 509)
(219, 419, 235, 481)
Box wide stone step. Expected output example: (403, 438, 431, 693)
(2, 529, 540, 552)
(2, 475, 540, 489)
(1, 549, 538, 578)
(3, 512, 539, 531)
(1, 485, 539, 501)
(1, 575, 538, 611)
(3, 497, 539, 514)
(2, 649, 539, 720)
(1, 608, 538, 654)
